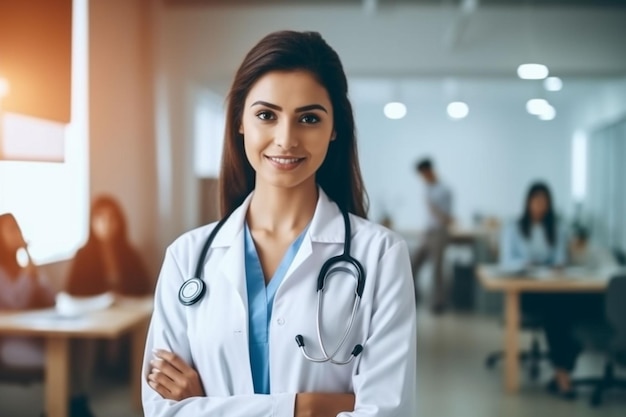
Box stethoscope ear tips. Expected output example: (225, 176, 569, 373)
(295, 334, 305, 348)
(351, 344, 363, 357)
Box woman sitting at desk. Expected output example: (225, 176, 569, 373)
(500, 182, 603, 400)
(0, 213, 95, 416)
(65, 195, 153, 297)
(500, 182, 567, 272)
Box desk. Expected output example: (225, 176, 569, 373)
(476, 265, 610, 393)
(0, 298, 153, 417)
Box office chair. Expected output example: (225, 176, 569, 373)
(572, 275, 626, 407)
(485, 314, 550, 381)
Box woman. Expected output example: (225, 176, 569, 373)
(142, 31, 417, 416)
(500, 182, 603, 400)
(500, 182, 567, 272)
(0, 213, 55, 313)
(66, 195, 152, 297)
(0, 213, 95, 417)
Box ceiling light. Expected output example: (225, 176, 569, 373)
(447, 101, 469, 119)
(526, 98, 550, 115)
(538, 105, 556, 121)
(543, 76, 562, 92)
(384, 102, 407, 120)
(517, 63, 549, 80)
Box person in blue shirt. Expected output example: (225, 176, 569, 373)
(500, 182, 567, 272)
(499, 182, 603, 400)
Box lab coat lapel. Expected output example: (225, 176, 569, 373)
(212, 194, 253, 312)
(281, 188, 345, 283)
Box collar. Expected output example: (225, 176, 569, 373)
(210, 186, 346, 248)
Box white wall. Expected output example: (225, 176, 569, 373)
(151, 4, 626, 244)
(355, 94, 571, 230)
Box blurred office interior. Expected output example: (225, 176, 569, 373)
(1, 0, 626, 416)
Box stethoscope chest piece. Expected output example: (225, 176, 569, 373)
(178, 277, 206, 306)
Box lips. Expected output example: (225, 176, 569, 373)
(266, 156, 304, 164)
(264, 155, 305, 170)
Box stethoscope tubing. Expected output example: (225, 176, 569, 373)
(182, 205, 366, 365)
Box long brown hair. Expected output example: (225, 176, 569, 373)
(519, 181, 557, 246)
(219, 30, 368, 218)
(65, 195, 152, 296)
(0, 213, 26, 278)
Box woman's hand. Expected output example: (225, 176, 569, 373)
(148, 349, 205, 401)
(295, 392, 355, 417)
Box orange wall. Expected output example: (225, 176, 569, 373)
(89, 0, 160, 276)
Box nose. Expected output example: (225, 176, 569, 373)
(273, 120, 298, 150)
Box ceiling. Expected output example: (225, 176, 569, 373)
(164, 0, 626, 8)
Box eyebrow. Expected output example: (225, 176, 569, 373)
(250, 101, 328, 114)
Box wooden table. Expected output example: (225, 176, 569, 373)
(476, 265, 611, 393)
(0, 298, 153, 417)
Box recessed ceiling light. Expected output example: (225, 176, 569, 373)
(538, 105, 556, 121)
(447, 101, 469, 119)
(517, 63, 549, 80)
(543, 76, 563, 92)
(384, 102, 407, 120)
(526, 98, 550, 115)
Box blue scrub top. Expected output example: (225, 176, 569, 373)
(244, 223, 309, 394)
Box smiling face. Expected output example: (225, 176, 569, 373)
(239, 70, 335, 192)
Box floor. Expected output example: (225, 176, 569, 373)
(1, 309, 625, 416)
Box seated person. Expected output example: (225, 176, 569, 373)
(569, 226, 618, 270)
(499, 182, 603, 400)
(65, 195, 153, 379)
(65, 195, 153, 297)
(0, 213, 95, 417)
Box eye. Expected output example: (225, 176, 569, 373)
(256, 110, 276, 121)
(300, 114, 320, 124)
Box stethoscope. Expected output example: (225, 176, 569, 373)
(178, 209, 366, 365)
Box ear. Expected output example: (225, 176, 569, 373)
(330, 131, 336, 141)
(239, 125, 244, 135)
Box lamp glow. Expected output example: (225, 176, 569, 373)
(543, 76, 562, 92)
(526, 98, 550, 115)
(538, 105, 556, 121)
(384, 102, 407, 120)
(517, 63, 549, 80)
(0, 77, 9, 98)
(447, 101, 469, 119)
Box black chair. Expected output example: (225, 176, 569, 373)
(485, 314, 550, 381)
(572, 275, 626, 407)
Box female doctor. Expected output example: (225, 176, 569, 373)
(142, 30, 417, 417)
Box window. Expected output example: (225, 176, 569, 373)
(194, 89, 225, 178)
(0, 0, 88, 264)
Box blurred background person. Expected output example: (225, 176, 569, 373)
(499, 181, 603, 400)
(569, 225, 619, 270)
(65, 195, 153, 297)
(0, 213, 54, 312)
(411, 158, 454, 314)
(499, 181, 567, 271)
(0, 213, 95, 417)
(64, 195, 153, 381)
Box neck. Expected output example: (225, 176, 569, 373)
(247, 180, 318, 234)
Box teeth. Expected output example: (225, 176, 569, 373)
(269, 157, 301, 164)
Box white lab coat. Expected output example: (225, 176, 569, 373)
(142, 189, 417, 416)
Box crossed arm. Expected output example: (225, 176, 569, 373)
(148, 349, 355, 417)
